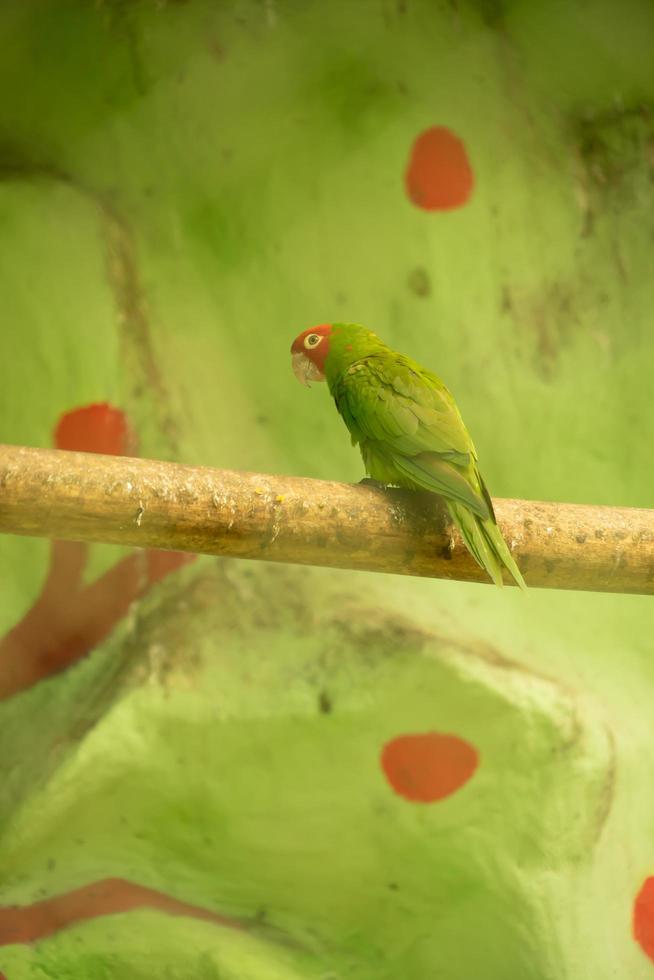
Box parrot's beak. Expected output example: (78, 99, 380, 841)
(292, 352, 324, 386)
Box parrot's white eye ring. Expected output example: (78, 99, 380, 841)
(304, 333, 322, 350)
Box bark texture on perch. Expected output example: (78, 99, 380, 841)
(0, 443, 652, 595)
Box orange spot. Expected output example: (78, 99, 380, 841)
(381, 732, 478, 803)
(0, 878, 245, 946)
(405, 126, 474, 211)
(54, 402, 135, 456)
(634, 877, 654, 961)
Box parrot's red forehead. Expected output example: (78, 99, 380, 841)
(290, 323, 333, 354)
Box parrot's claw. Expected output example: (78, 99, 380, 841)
(358, 477, 386, 489)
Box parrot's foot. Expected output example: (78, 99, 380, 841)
(358, 477, 387, 489)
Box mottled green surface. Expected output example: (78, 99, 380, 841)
(1, 1, 654, 977)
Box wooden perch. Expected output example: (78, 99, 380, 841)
(0, 443, 652, 594)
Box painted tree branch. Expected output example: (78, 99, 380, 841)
(0, 444, 652, 594)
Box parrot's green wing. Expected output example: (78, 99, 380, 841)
(332, 354, 490, 520)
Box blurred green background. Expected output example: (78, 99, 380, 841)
(1, 1, 654, 977)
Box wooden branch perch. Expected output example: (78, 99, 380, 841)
(0, 443, 652, 594)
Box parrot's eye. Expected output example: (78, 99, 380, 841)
(304, 333, 322, 350)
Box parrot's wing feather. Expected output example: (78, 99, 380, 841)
(390, 452, 490, 519)
(333, 355, 489, 518)
(336, 356, 475, 456)
(386, 361, 477, 458)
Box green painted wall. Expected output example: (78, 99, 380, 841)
(1, 1, 654, 977)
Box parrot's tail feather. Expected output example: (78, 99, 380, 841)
(479, 517, 527, 591)
(447, 502, 527, 591)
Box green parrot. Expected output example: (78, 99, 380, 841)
(290, 322, 526, 589)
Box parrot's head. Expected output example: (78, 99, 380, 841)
(290, 323, 333, 386)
